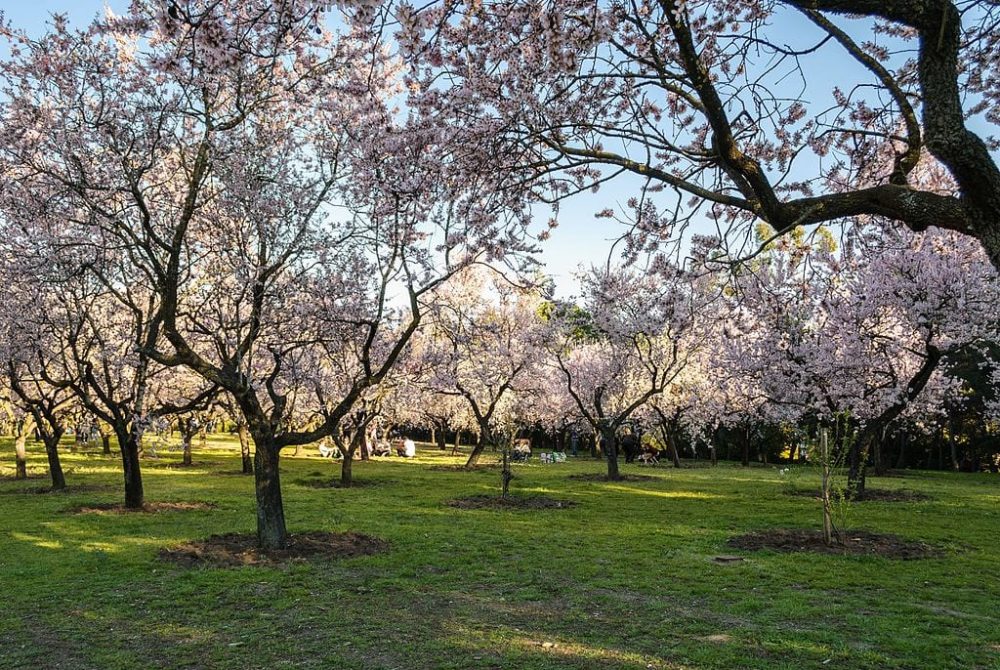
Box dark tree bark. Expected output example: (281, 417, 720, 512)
(180, 417, 198, 466)
(341, 449, 354, 487)
(848, 344, 941, 495)
(252, 438, 286, 550)
(464, 429, 488, 467)
(41, 430, 66, 491)
(600, 425, 621, 481)
(114, 424, 144, 509)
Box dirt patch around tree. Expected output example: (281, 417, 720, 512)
(0, 473, 48, 482)
(67, 501, 218, 515)
(567, 473, 659, 483)
(293, 477, 390, 489)
(446, 494, 578, 510)
(785, 488, 931, 502)
(428, 464, 497, 473)
(0, 484, 116, 496)
(728, 529, 943, 559)
(159, 531, 389, 568)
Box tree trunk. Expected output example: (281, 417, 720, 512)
(116, 426, 144, 509)
(847, 432, 869, 497)
(874, 426, 888, 476)
(180, 418, 195, 466)
(820, 429, 834, 546)
(601, 425, 620, 481)
(430, 425, 436, 447)
(660, 425, 681, 468)
(451, 430, 461, 455)
(253, 439, 287, 549)
(14, 433, 28, 480)
(359, 432, 370, 461)
(500, 441, 512, 499)
(341, 449, 354, 487)
(949, 422, 959, 471)
(44, 433, 66, 491)
(101, 434, 111, 455)
(436, 424, 447, 451)
(741, 427, 751, 467)
(238, 422, 253, 474)
(895, 430, 908, 469)
(465, 425, 489, 468)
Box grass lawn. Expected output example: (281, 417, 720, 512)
(1, 435, 998, 669)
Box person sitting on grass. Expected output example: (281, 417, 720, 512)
(396, 437, 416, 458)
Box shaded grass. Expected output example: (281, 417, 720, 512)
(1, 436, 998, 669)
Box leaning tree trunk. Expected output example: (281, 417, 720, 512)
(115, 425, 144, 509)
(43, 433, 66, 491)
(464, 425, 490, 468)
(253, 438, 287, 550)
(13, 432, 28, 480)
(237, 422, 253, 474)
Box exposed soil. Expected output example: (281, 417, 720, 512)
(67, 501, 218, 515)
(0, 473, 47, 482)
(429, 464, 497, 473)
(567, 473, 659, 483)
(446, 494, 578, 510)
(159, 531, 389, 568)
(294, 477, 389, 489)
(727, 528, 943, 559)
(785, 488, 931, 502)
(0, 484, 116, 496)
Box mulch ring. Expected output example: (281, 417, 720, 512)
(0, 473, 48, 482)
(67, 501, 218, 515)
(567, 473, 659, 483)
(159, 531, 389, 568)
(446, 494, 577, 510)
(785, 488, 931, 502)
(0, 484, 116, 496)
(728, 529, 943, 560)
(428, 464, 497, 473)
(293, 477, 388, 489)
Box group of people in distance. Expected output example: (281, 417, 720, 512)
(318, 435, 416, 459)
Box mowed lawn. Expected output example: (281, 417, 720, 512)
(1, 436, 998, 670)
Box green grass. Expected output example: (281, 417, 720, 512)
(1, 435, 998, 669)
